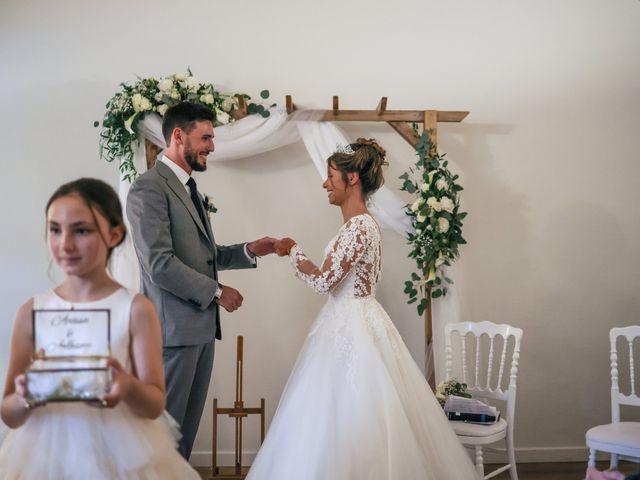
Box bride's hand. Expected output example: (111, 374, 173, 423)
(274, 238, 296, 256)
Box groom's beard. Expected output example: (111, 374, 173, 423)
(184, 143, 208, 172)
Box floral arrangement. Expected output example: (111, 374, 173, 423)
(400, 132, 467, 316)
(94, 69, 273, 181)
(434, 378, 471, 407)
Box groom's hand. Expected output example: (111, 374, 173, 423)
(274, 238, 296, 256)
(247, 237, 277, 257)
(216, 286, 243, 312)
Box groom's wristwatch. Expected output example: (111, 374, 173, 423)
(214, 285, 223, 299)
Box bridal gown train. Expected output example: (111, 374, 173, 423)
(246, 214, 479, 479)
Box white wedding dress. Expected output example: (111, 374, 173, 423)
(246, 213, 479, 479)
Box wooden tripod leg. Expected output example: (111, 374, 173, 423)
(260, 398, 265, 443)
(212, 398, 218, 474)
(234, 416, 244, 472)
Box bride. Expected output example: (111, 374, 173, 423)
(247, 139, 479, 479)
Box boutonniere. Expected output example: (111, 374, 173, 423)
(203, 194, 218, 214)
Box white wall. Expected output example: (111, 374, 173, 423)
(1, 0, 639, 467)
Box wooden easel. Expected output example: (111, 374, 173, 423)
(210, 336, 265, 479)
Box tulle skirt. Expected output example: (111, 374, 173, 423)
(0, 403, 200, 479)
(246, 295, 479, 480)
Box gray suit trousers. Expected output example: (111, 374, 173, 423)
(163, 341, 215, 459)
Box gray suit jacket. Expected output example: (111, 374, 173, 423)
(126, 161, 255, 346)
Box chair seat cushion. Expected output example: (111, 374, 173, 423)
(450, 417, 507, 437)
(586, 422, 640, 449)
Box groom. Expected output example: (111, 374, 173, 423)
(127, 101, 275, 459)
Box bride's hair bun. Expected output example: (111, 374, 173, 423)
(327, 138, 389, 197)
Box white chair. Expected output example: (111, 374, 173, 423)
(444, 321, 523, 480)
(586, 326, 640, 469)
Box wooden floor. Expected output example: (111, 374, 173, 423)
(197, 462, 640, 479)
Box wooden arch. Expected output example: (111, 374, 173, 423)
(145, 96, 469, 388)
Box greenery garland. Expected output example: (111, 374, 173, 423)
(94, 68, 272, 182)
(400, 132, 467, 316)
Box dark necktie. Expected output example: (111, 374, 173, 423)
(186, 177, 207, 226)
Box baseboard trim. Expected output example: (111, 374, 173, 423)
(189, 446, 608, 468)
(473, 446, 608, 464)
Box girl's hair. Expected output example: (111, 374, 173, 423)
(45, 178, 126, 261)
(327, 138, 388, 197)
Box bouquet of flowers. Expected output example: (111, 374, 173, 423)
(434, 378, 471, 407)
(95, 69, 272, 181)
(400, 132, 467, 316)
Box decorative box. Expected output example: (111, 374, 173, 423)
(26, 309, 112, 402)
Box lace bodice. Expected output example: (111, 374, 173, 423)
(289, 214, 381, 298)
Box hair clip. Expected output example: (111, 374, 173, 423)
(335, 143, 355, 155)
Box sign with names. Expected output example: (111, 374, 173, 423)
(33, 309, 110, 358)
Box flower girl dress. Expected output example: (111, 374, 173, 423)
(246, 214, 479, 479)
(0, 288, 200, 480)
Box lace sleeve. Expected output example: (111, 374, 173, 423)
(289, 217, 369, 294)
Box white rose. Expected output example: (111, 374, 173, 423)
(131, 93, 144, 112)
(170, 89, 180, 100)
(154, 93, 163, 102)
(426, 197, 442, 212)
(173, 73, 186, 81)
(186, 76, 199, 92)
(157, 104, 169, 116)
(435, 178, 449, 191)
(416, 213, 426, 223)
(440, 196, 455, 213)
(222, 97, 236, 112)
(420, 182, 429, 192)
(200, 93, 214, 105)
(437, 217, 450, 233)
(410, 198, 424, 212)
(139, 97, 152, 112)
(216, 111, 231, 125)
(158, 78, 173, 93)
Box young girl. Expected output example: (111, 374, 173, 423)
(0, 178, 200, 479)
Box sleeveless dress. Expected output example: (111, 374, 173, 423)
(246, 214, 479, 479)
(0, 287, 201, 480)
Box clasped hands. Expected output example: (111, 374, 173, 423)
(245, 236, 296, 258)
(214, 236, 296, 313)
